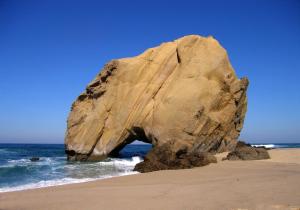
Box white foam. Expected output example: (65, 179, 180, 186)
(2, 157, 56, 168)
(0, 171, 139, 193)
(252, 144, 275, 149)
(0, 178, 93, 193)
(7, 158, 30, 163)
(99, 156, 142, 166)
(98, 156, 142, 172)
(7, 157, 54, 164)
(0, 156, 142, 193)
(0, 158, 31, 168)
(111, 156, 142, 166)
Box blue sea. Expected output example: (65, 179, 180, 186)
(0, 143, 151, 192)
(0, 143, 299, 193)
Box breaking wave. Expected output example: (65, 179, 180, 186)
(251, 143, 300, 149)
(251, 144, 276, 149)
(0, 145, 146, 192)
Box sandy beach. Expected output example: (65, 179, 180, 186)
(1, 149, 299, 210)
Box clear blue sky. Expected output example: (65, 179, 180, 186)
(0, 0, 299, 144)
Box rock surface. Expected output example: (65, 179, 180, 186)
(225, 141, 270, 160)
(65, 35, 249, 161)
(134, 141, 217, 173)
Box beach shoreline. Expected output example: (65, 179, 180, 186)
(1, 148, 299, 210)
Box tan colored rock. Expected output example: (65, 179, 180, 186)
(65, 35, 249, 161)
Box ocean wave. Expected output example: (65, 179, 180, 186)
(0, 160, 30, 168)
(0, 171, 138, 193)
(2, 157, 59, 168)
(0, 148, 17, 155)
(7, 158, 31, 164)
(0, 148, 8, 152)
(96, 156, 142, 172)
(100, 156, 142, 166)
(0, 156, 142, 193)
(251, 144, 276, 149)
(0, 177, 93, 192)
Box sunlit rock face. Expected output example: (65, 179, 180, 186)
(65, 35, 249, 161)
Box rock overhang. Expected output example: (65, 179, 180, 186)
(65, 35, 249, 162)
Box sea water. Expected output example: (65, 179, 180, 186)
(251, 143, 300, 149)
(0, 143, 299, 192)
(0, 143, 151, 192)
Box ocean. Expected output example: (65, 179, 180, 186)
(0, 143, 151, 193)
(0, 143, 299, 193)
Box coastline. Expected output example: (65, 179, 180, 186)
(1, 148, 299, 210)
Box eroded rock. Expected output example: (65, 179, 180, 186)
(134, 142, 217, 173)
(225, 141, 270, 160)
(65, 35, 249, 161)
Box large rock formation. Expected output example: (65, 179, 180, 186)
(65, 35, 249, 162)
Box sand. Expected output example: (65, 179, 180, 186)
(0, 149, 299, 210)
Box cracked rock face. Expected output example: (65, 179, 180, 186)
(65, 35, 249, 161)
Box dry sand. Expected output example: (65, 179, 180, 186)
(0, 149, 299, 210)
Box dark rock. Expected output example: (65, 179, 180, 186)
(225, 141, 270, 160)
(134, 142, 217, 173)
(30, 157, 40, 162)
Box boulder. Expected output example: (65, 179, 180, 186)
(65, 35, 249, 161)
(225, 141, 270, 160)
(134, 142, 217, 173)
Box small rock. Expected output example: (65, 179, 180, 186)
(30, 157, 40, 162)
(225, 141, 270, 160)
